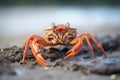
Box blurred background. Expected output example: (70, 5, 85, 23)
(0, 0, 120, 48)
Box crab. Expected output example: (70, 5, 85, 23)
(21, 23, 107, 67)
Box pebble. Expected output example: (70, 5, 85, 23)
(44, 67, 48, 70)
(110, 74, 117, 80)
(101, 35, 119, 51)
(0, 49, 3, 52)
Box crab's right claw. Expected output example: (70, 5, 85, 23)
(64, 50, 76, 60)
(21, 34, 53, 67)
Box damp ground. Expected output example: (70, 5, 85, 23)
(0, 35, 120, 80)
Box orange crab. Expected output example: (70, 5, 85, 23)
(21, 23, 107, 67)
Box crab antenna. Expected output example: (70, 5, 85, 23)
(66, 22, 70, 27)
(51, 23, 55, 28)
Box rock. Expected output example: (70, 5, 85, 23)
(79, 56, 120, 74)
(101, 35, 119, 51)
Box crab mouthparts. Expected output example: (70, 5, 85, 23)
(57, 31, 65, 43)
(58, 39, 63, 43)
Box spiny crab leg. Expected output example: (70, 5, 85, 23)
(84, 36, 94, 59)
(64, 32, 107, 60)
(86, 33, 107, 58)
(21, 34, 51, 67)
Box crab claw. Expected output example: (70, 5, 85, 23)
(64, 50, 75, 60)
(31, 42, 46, 67)
(35, 54, 46, 67)
(64, 38, 83, 60)
(64, 50, 76, 60)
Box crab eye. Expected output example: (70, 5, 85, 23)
(48, 37, 53, 41)
(51, 23, 55, 28)
(66, 22, 70, 27)
(47, 36, 55, 41)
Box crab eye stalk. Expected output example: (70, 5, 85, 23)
(51, 23, 55, 28)
(66, 22, 70, 27)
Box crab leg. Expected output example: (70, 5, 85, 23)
(64, 32, 107, 60)
(84, 32, 107, 58)
(84, 36, 94, 59)
(21, 36, 33, 64)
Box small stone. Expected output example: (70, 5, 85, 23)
(110, 74, 117, 80)
(0, 49, 3, 52)
(82, 69, 90, 75)
(44, 67, 48, 70)
(63, 67, 69, 71)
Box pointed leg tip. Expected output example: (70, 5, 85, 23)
(38, 61, 46, 67)
(64, 55, 71, 60)
(103, 52, 107, 58)
(64, 57, 67, 60)
(105, 55, 107, 58)
(64, 54, 71, 60)
(20, 61, 25, 64)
